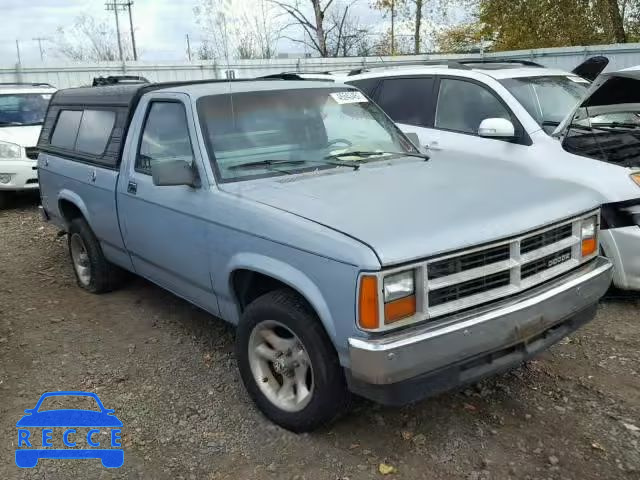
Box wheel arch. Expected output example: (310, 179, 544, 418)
(57, 190, 91, 229)
(227, 253, 337, 340)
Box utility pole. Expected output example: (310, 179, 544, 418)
(32, 37, 48, 62)
(186, 34, 192, 61)
(390, 0, 395, 55)
(106, 0, 124, 62)
(15, 39, 22, 65)
(125, 1, 138, 61)
(106, 0, 138, 61)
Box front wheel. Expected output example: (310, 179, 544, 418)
(235, 289, 350, 432)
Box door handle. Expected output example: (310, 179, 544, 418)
(89, 169, 97, 182)
(426, 141, 443, 152)
(127, 181, 137, 195)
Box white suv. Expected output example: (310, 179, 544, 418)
(337, 60, 640, 291)
(0, 83, 56, 208)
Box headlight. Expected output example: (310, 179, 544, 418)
(358, 269, 417, 331)
(580, 215, 598, 257)
(631, 172, 640, 187)
(0, 140, 21, 159)
(383, 270, 415, 302)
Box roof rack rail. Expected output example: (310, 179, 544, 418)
(258, 73, 335, 81)
(0, 82, 55, 87)
(346, 60, 472, 76)
(456, 58, 545, 68)
(92, 75, 150, 86)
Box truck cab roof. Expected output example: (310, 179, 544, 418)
(49, 79, 344, 108)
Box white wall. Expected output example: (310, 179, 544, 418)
(2, 43, 640, 89)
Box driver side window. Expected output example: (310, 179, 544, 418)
(435, 78, 511, 135)
(136, 102, 195, 174)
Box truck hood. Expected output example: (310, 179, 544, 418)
(0, 125, 41, 147)
(220, 157, 598, 266)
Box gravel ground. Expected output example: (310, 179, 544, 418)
(1, 198, 639, 480)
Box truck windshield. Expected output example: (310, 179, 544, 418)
(197, 87, 417, 181)
(500, 76, 589, 134)
(0, 93, 52, 126)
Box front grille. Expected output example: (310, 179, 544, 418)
(429, 271, 511, 307)
(521, 223, 572, 254)
(428, 244, 510, 279)
(25, 147, 39, 160)
(423, 214, 594, 319)
(522, 248, 572, 279)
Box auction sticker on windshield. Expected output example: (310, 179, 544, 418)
(330, 91, 368, 104)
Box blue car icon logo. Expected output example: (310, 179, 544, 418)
(16, 391, 123, 468)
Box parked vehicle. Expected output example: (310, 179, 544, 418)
(0, 82, 56, 208)
(340, 59, 640, 291)
(38, 79, 612, 432)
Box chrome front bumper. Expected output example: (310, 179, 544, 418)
(348, 257, 612, 388)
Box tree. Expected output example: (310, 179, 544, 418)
(194, 0, 282, 60)
(601, 0, 627, 42)
(53, 14, 133, 62)
(435, 22, 483, 52)
(451, 0, 640, 52)
(272, 0, 367, 57)
(373, 0, 453, 54)
(373, 0, 402, 54)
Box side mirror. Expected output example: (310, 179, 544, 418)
(403, 132, 429, 154)
(404, 132, 421, 148)
(478, 118, 515, 138)
(151, 160, 199, 188)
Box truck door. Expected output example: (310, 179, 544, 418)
(116, 93, 219, 315)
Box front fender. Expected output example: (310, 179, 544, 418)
(225, 252, 337, 340)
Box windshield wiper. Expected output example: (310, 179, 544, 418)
(227, 159, 305, 170)
(590, 122, 640, 129)
(227, 158, 360, 173)
(325, 150, 429, 161)
(542, 120, 561, 127)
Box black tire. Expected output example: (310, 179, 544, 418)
(0, 192, 8, 210)
(235, 289, 350, 432)
(67, 217, 123, 293)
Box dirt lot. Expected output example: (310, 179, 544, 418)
(1, 198, 639, 480)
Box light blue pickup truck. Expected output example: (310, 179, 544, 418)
(37, 79, 612, 432)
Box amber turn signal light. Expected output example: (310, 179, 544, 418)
(358, 276, 379, 330)
(384, 295, 416, 324)
(581, 237, 597, 257)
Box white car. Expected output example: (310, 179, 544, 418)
(0, 83, 56, 208)
(337, 60, 640, 291)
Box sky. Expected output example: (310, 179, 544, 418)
(0, 0, 464, 66)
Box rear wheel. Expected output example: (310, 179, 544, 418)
(68, 217, 123, 293)
(236, 289, 350, 432)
